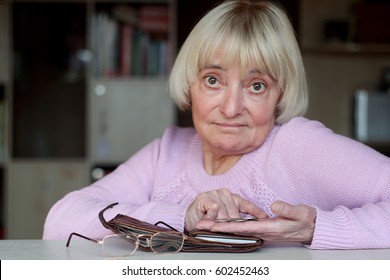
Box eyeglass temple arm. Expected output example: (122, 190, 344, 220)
(154, 221, 179, 232)
(66, 232, 100, 247)
(98, 202, 119, 229)
(99, 202, 179, 232)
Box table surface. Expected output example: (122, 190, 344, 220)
(1, 239, 389, 260)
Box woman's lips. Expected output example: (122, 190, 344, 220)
(215, 122, 246, 128)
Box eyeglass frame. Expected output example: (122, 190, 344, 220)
(66, 202, 185, 256)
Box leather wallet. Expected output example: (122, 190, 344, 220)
(99, 203, 263, 253)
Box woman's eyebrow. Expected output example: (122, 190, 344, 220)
(249, 69, 264, 74)
(249, 69, 276, 81)
(202, 64, 224, 71)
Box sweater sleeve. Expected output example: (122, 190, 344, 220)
(274, 118, 390, 249)
(42, 126, 195, 240)
(310, 160, 390, 249)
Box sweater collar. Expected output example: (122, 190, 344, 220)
(186, 125, 279, 192)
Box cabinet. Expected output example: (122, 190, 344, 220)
(2, 0, 176, 239)
(89, 0, 176, 165)
(300, 0, 390, 140)
(6, 161, 89, 239)
(12, 2, 87, 159)
(90, 79, 175, 164)
(0, 3, 8, 85)
(0, 2, 9, 240)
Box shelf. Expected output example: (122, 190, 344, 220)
(89, 78, 175, 163)
(92, 1, 173, 79)
(302, 43, 390, 56)
(1, 0, 177, 239)
(0, 167, 3, 240)
(11, 2, 87, 159)
(93, 0, 169, 3)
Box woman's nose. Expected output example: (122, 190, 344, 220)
(219, 86, 244, 118)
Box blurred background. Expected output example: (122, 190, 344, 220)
(0, 0, 389, 239)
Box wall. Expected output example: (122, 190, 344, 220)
(300, 0, 390, 137)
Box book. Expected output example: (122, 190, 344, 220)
(119, 24, 133, 76)
(138, 5, 170, 34)
(93, 4, 171, 78)
(112, 5, 137, 26)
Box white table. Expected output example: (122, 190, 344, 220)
(1, 239, 389, 260)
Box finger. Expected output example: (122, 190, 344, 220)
(271, 201, 316, 228)
(198, 196, 224, 220)
(209, 220, 262, 235)
(234, 196, 268, 219)
(216, 188, 267, 219)
(271, 201, 296, 219)
(195, 219, 215, 230)
(217, 188, 241, 219)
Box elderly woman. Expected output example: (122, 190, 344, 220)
(43, 0, 390, 249)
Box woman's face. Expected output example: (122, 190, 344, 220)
(190, 56, 282, 157)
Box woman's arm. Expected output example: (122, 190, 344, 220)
(196, 118, 390, 249)
(43, 126, 195, 240)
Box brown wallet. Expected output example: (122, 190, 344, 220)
(99, 203, 263, 253)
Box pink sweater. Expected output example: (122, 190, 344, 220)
(43, 117, 390, 249)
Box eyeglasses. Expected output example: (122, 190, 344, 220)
(66, 230, 185, 257)
(66, 202, 185, 257)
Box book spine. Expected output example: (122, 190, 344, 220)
(120, 24, 133, 77)
(93, 4, 171, 78)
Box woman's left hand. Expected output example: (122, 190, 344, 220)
(196, 201, 316, 244)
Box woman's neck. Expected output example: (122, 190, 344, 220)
(202, 148, 242, 175)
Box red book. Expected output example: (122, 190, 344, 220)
(120, 24, 133, 76)
(138, 5, 170, 34)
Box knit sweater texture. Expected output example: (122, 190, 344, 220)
(43, 117, 390, 249)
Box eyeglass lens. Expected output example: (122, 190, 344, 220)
(151, 232, 184, 253)
(102, 234, 138, 257)
(101, 232, 184, 257)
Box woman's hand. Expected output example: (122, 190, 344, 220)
(185, 188, 268, 231)
(196, 201, 316, 244)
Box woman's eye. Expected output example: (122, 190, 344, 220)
(205, 75, 220, 88)
(249, 82, 266, 94)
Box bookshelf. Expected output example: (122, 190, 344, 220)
(2, 0, 176, 239)
(92, 3, 172, 78)
(0, 2, 8, 240)
(300, 0, 390, 140)
(89, 0, 176, 166)
(0, 85, 4, 240)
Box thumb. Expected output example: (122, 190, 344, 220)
(271, 201, 294, 218)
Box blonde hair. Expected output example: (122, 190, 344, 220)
(169, 0, 308, 124)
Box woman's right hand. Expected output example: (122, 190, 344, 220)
(185, 188, 268, 231)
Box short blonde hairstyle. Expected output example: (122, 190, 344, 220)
(169, 0, 308, 124)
